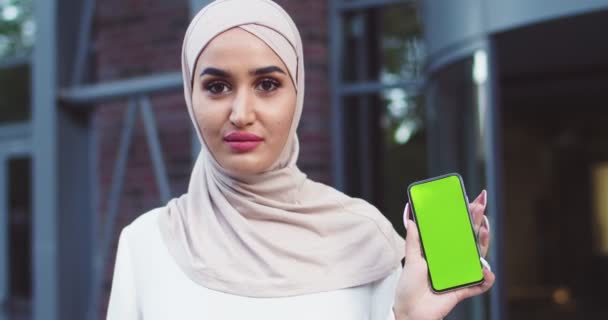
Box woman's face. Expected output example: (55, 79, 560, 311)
(192, 28, 297, 175)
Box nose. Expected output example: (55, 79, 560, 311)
(229, 89, 256, 127)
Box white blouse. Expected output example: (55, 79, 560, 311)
(106, 208, 402, 320)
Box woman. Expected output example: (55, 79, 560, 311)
(106, 0, 495, 319)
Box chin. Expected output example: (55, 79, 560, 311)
(220, 154, 270, 176)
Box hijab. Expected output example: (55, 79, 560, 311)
(158, 0, 405, 298)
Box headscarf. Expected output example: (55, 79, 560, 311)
(158, 0, 405, 297)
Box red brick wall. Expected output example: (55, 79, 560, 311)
(275, 0, 331, 184)
(94, 0, 330, 317)
(94, 0, 192, 316)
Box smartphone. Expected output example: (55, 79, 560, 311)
(407, 173, 483, 293)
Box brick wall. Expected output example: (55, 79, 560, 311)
(94, 0, 192, 316)
(94, 0, 330, 317)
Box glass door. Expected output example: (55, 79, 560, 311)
(425, 44, 505, 320)
(0, 0, 34, 316)
(0, 130, 32, 320)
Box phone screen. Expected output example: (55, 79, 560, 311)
(407, 173, 483, 292)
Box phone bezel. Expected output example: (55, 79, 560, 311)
(407, 172, 485, 293)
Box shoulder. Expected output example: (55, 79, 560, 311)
(122, 206, 166, 238)
(118, 206, 168, 260)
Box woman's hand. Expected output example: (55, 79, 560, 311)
(393, 191, 495, 320)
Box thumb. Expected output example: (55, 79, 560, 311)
(404, 203, 423, 259)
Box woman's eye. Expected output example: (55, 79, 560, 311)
(205, 82, 230, 95)
(256, 79, 280, 92)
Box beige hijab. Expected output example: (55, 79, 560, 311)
(158, 0, 405, 298)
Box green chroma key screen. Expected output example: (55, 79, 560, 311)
(407, 174, 483, 292)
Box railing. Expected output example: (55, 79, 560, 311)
(61, 72, 182, 320)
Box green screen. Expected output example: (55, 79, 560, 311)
(408, 174, 483, 292)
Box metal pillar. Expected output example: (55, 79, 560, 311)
(0, 155, 7, 315)
(484, 39, 506, 320)
(32, 0, 59, 318)
(139, 96, 172, 203)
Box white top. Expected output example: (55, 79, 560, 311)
(106, 208, 402, 320)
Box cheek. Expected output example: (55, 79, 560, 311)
(276, 115, 292, 136)
(197, 111, 225, 145)
(192, 96, 225, 141)
(268, 96, 296, 143)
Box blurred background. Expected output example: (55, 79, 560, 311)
(1, 0, 608, 319)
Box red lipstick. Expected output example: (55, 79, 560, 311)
(224, 132, 263, 152)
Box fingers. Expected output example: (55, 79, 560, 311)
(470, 190, 491, 257)
(456, 266, 496, 302)
(483, 215, 490, 233)
(403, 202, 410, 231)
(470, 190, 487, 232)
(478, 206, 491, 257)
(479, 227, 490, 257)
(480, 257, 491, 272)
(478, 267, 496, 293)
(404, 204, 423, 259)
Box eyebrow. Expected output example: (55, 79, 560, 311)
(200, 67, 231, 78)
(250, 66, 286, 76)
(199, 66, 286, 78)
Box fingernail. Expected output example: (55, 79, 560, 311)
(403, 203, 409, 230)
(480, 257, 492, 272)
(480, 190, 487, 206)
(483, 215, 490, 233)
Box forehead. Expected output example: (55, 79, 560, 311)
(196, 28, 286, 71)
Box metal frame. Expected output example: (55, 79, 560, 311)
(0, 0, 206, 319)
(424, 36, 505, 319)
(329, 0, 423, 192)
(425, 36, 489, 78)
(32, 0, 59, 319)
(70, 0, 96, 86)
(60, 72, 182, 104)
(0, 155, 5, 315)
(80, 93, 176, 320)
(86, 99, 136, 320)
(0, 6, 34, 318)
(32, 0, 184, 318)
(484, 38, 505, 320)
(66, 1, 213, 317)
(0, 55, 30, 69)
(337, 0, 412, 10)
(140, 96, 172, 203)
(331, 1, 502, 319)
(339, 80, 423, 96)
(354, 10, 373, 201)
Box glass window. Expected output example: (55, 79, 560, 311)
(426, 56, 487, 191)
(341, 3, 424, 84)
(0, 62, 30, 124)
(0, 0, 35, 59)
(0, 0, 33, 124)
(335, 1, 426, 234)
(424, 54, 491, 319)
(7, 157, 32, 319)
(342, 90, 427, 235)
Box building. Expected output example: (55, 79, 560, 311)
(1, 0, 607, 319)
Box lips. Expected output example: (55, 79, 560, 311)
(224, 132, 263, 152)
